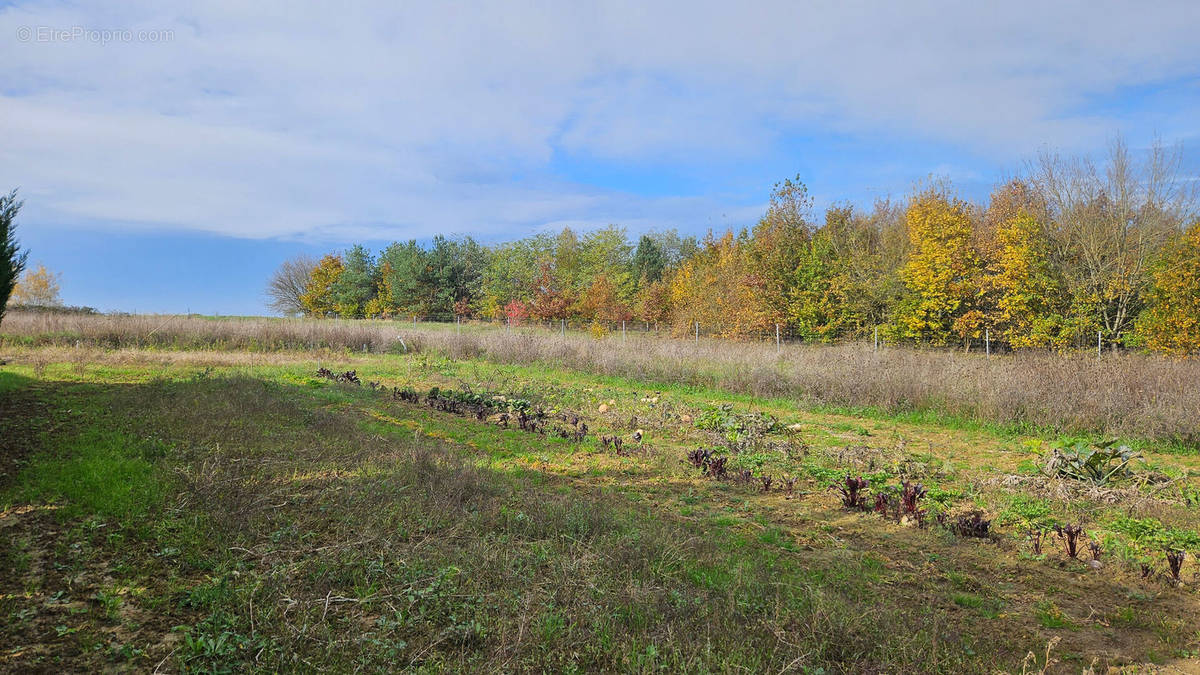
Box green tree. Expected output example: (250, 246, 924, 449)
(788, 229, 854, 342)
(330, 245, 377, 318)
(379, 240, 427, 315)
(632, 234, 665, 285)
(749, 176, 813, 328)
(478, 235, 552, 318)
(0, 189, 27, 326)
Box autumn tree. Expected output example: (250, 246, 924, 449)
(1029, 137, 1197, 345)
(503, 299, 529, 326)
(11, 263, 62, 307)
(364, 260, 396, 318)
(300, 254, 344, 317)
(529, 262, 572, 320)
(749, 176, 813, 329)
(890, 187, 981, 345)
(0, 189, 27, 326)
(578, 274, 630, 323)
(634, 278, 671, 324)
(1134, 221, 1200, 355)
(978, 182, 1066, 348)
(266, 254, 317, 316)
(668, 231, 767, 338)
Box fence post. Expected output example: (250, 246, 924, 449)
(622, 320, 626, 341)
(775, 323, 780, 354)
(1097, 330, 1101, 359)
(874, 326, 878, 351)
(985, 328, 990, 357)
(694, 321, 699, 344)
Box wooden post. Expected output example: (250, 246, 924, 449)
(1097, 330, 1102, 359)
(874, 326, 879, 351)
(694, 321, 699, 344)
(775, 323, 780, 353)
(622, 320, 626, 341)
(985, 328, 990, 357)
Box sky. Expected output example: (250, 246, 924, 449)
(2, 1, 1199, 315)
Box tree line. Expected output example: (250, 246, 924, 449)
(270, 138, 1200, 355)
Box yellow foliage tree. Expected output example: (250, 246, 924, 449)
(667, 232, 771, 339)
(300, 254, 344, 317)
(363, 261, 396, 318)
(11, 263, 62, 307)
(890, 190, 980, 345)
(991, 212, 1064, 348)
(1135, 221, 1200, 355)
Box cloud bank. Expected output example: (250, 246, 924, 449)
(2, 0, 1198, 241)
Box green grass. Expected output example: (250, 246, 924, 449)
(8, 426, 165, 521)
(0, 370, 982, 672)
(2, 349, 1198, 672)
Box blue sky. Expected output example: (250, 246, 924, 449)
(2, 1, 1199, 314)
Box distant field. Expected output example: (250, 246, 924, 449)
(3, 311, 1199, 445)
(2, 321, 1200, 671)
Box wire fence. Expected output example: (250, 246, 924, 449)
(365, 312, 1130, 358)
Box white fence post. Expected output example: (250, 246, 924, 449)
(775, 323, 780, 353)
(985, 328, 990, 357)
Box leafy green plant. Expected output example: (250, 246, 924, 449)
(695, 404, 780, 453)
(1040, 439, 1141, 485)
(998, 495, 1055, 554)
(1110, 516, 1200, 581)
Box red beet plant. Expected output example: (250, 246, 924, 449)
(836, 475, 869, 509)
(1166, 550, 1186, 583)
(900, 482, 926, 515)
(1054, 524, 1084, 559)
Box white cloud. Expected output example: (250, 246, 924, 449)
(1, 0, 1197, 240)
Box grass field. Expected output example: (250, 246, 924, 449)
(2, 332, 1200, 671)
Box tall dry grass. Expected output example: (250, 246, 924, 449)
(0, 311, 402, 353)
(407, 330, 1200, 444)
(3, 310, 1197, 443)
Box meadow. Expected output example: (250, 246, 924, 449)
(2, 313, 1200, 672)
